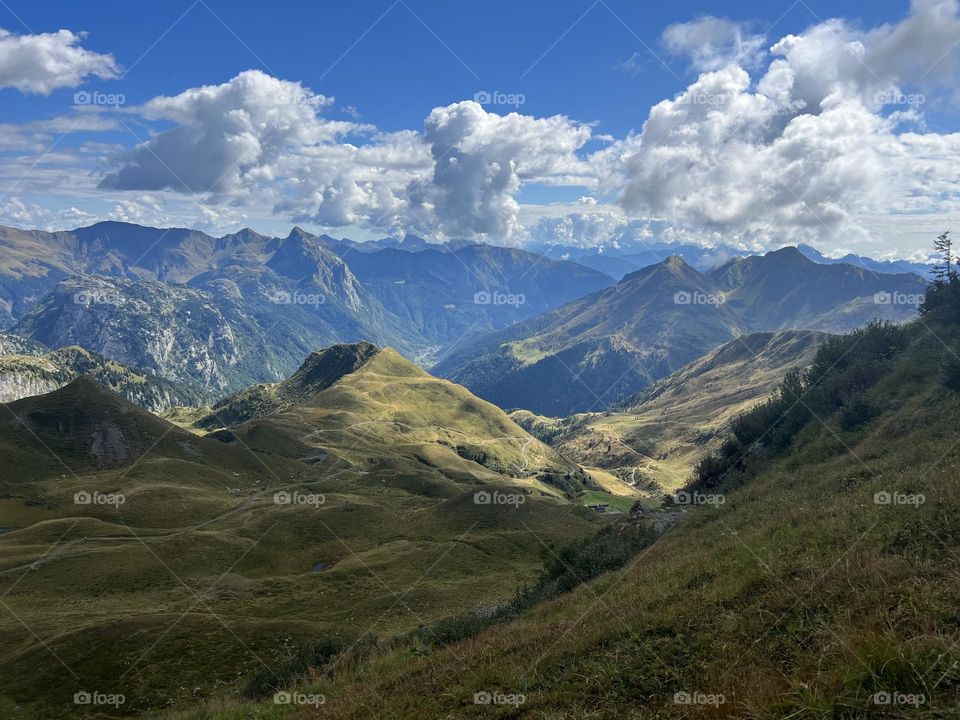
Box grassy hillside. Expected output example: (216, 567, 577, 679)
(0, 349, 602, 719)
(198, 342, 381, 428)
(514, 330, 830, 494)
(223, 346, 593, 498)
(166, 305, 960, 719)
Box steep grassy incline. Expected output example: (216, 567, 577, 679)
(225, 346, 593, 498)
(514, 330, 831, 494)
(172, 315, 960, 719)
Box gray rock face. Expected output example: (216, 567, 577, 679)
(0, 332, 202, 411)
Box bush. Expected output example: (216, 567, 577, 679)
(688, 321, 909, 494)
(837, 395, 877, 431)
(241, 637, 347, 700)
(942, 346, 960, 391)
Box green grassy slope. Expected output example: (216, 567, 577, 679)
(515, 330, 831, 494)
(171, 313, 960, 719)
(224, 346, 593, 498)
(0, 348, 604, 719)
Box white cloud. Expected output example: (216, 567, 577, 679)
(101, 83, 594, 241)
(0, 28, 119, 94)
(7, 2, 960, 257)
(662, 16, 766, 71)
(612, 0, 960, 250)
(99, 70, 364, 194)
(408, 101, 593, 238)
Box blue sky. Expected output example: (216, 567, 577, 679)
(1, 0, 958, 258)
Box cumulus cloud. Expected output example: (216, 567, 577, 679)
(99, 70, 365, 194)
(526, 212, 650, 249)
(613, 0, 960, 248)
(0, 28, 119, 94)
(662, 16, 766, 71)
(409, 101, 593, 238)
(46, 1, 960, 254)
(101, 81, 594, 240)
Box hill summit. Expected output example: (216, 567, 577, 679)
(200, 341, 381, 427)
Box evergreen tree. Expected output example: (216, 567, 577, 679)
(932, 230, 954, 285)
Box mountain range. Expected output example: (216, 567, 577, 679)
(434, 247, 928, 415)
(0, 222, 932, 407)
(0, 222, 613, 397)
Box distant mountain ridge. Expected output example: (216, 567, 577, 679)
(0, 222, 614, 388)
(797, 243, 933, 278)
(533, 239, 932, 280)
(333, 243, 614, 348)
(434, 248, 928, 414)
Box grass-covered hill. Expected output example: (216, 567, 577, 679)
(0, 345, 604, 719)
(198, 341, 382, 428)
(217, 343, 593, 499)
(170, 285, 960, 719)
(512, 330, 831, 494)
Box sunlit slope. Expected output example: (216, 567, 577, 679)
(187, 317, 960, 720)
(515, 330, 830, 493)
(0, 350, 600, 719)
(227, 346, 591, 497)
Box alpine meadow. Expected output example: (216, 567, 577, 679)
(0, 2, 958, 719)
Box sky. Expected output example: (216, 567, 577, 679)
(0, 0, 958, 260)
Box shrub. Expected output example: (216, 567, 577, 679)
(241, 637, 347, 700)
(837, 395, 877, 431)
(942, 346, 960, 391)
(688, 321, 909, 494)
